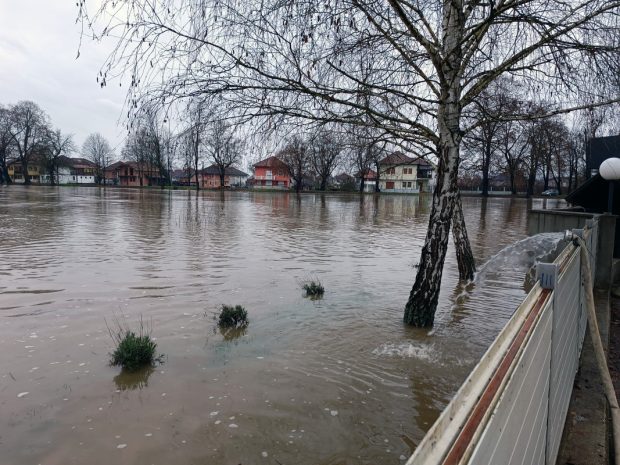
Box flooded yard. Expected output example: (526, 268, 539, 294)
(0, 187, 561, 464)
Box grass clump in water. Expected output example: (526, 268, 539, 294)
(218, 305, 249, 328)
(107, 316, 162, 372)
(302, 280, 325, 298)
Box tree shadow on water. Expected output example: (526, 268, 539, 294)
(220, 326, 248, 341)
(114, 366, 155, 391)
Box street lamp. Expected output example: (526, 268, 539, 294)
(599, 157, 620, 214)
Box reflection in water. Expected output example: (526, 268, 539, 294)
(113, 366, 155, 391)
(219, 325, 248, 341)
(0, 187, 565, 465)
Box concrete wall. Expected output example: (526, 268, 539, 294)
(527, 209, 594, 236)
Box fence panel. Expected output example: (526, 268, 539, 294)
(546, 250, 582, 463)
(467, 300, 552, 465)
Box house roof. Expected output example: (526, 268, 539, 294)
(334, 173, 354, 181)
(200, 164, 249, 177)
(104, 161, 161, 174)
(354, 169, 377, 179)
(58, 156, 96, 168)
(379, 151, 432, 167)
(253, 155, 288, 169)
(171, 168, 195, 178)
(105, 161, 125, 171)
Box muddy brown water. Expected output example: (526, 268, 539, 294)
(0, 187, 565, 465)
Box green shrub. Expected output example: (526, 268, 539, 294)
(107, 316, 162, 372)
(218, 305, 249, 328)
(303, 280, 325, 297)
(110, 330, 158, 372)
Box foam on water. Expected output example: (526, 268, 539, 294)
(372, 343, 435, 361)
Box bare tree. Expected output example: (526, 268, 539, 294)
(82, 133, 113, 184)
(79, 0, 620, 326)
(279, 135, 310, 193)
(495, 117, 528, 195)
(180, 103, 207, 191)
(206, 120, 243, 187)
(463, 80, 516, 196)
(122, 128, 150, 186)
(565, 131, 583, 193)
(138, 110, 174, 186)
(8, 101, 50, 185)
(43, 129, 76, 185)
(0, 105, 14, 184)
(309, 130, 342, 191)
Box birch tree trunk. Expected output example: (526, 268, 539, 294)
(452, 191, 476, 281)
(404, 0, 464, 326)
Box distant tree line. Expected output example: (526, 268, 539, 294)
(0, 101, 75, 185)
(0, 100, 119, 186)
(460, 79, 614, 197)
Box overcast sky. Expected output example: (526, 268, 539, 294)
(0, 1, 127, 155)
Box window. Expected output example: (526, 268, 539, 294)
(402, 181, 413, 188)
(387, 167, 396, 175)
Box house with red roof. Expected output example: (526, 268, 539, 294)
(252, 156, 291, 189)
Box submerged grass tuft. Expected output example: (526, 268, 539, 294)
(302, 280, 325, 297)
(218, 305, 249, 328)
(107, 315, 162, 372)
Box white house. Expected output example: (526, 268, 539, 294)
(40, 157, 97, 184)
(378, 152, 435, 193)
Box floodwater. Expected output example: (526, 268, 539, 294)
(0, 187, 564, 465)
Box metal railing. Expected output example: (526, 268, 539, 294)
(407, 218, 599, 465)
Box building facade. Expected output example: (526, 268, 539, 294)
(7, 160, 42, 184)
(40, 157, 96, 184)
(200, 165, 249, 188)
(378, 152, 435, 193)
(252, 156, 291, 189)
(354, 169, 378, 192)
(104, 161, 165, 187)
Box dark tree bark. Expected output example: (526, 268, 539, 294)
(452, 191, 476, 281)
(0, 106, 13, 185)
(404, 134, 461, 326)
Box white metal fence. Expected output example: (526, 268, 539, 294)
(407, 219, 599, 465)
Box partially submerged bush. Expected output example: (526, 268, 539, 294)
(107, 316, 162, 372)
(218, 305, 249, 328)
(303, 280, 325, 297)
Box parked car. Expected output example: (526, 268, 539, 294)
(541, 189, 559, 196)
